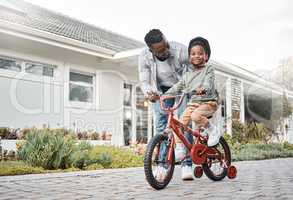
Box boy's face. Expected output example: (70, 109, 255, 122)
(189, 45, 208, 67)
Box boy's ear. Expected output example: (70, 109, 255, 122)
(204, 54, 209, 62)
(189, 56, 193, 63)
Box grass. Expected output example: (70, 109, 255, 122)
(230, 143, 293, 161)
(0, 145, 143, 176)
(0, 161, 43, 176)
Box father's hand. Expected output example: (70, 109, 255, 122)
(195, 88, 206, 95)
(147, 91, 159, 102)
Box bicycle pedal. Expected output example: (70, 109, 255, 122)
(174, 161, 181, 165)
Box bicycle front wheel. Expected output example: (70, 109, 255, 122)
(144, 134, 175, 190)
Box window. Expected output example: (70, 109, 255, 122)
(25, 62, 54, 77)
(0, 55, 56, 77)
(135, 87, 148, 143)
(0, 56, 21, 72)
(124, 83, 132, 106)
(69, 72, 94, 103)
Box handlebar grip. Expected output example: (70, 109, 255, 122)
(159, 94, 185, 112)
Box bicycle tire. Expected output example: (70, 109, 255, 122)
(144, 134, 175, 190)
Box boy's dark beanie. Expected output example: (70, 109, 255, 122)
(188, 37, 211, 61)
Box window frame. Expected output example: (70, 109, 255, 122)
(0, 55, 22, 72)
(24, 61, 55, 77)
(69, 70, 95, 106)
(0, 55, 57, 78)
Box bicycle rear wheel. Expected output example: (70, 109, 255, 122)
(144, 134, 175, 190)
(202, 137, 231, 181)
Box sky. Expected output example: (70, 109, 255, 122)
(26, 0, 293, 72)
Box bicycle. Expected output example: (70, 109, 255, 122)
(144, 93, 237, 190)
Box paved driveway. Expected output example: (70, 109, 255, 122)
(0, 158, 293, 200)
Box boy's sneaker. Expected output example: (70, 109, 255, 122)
(154, 166, 167, 182)
(181, 165, 194, 181)
(175, 143, 186, 162)
(207, 125, 221, 147)
(200, 128, 208, 137)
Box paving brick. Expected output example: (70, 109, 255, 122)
(0, 158, 293, 199)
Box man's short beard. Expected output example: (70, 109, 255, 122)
(155, 53, 170, 61)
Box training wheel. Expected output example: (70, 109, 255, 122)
(194, 166, 203, 178)
(227, 165, 237, 179)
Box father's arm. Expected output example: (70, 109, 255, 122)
(138, 52, 156, 96)
(178, 43, 190, 75)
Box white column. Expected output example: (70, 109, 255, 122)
(63, 62, 70, 129)
(226, 77, 232, 136)
(147, 102, 153, 142)
(131, 86, 137, 144)
(118, 80, 125, 146)
(117, 113, 125, 146)
(288, 115, 293, 144)
(240, 81, 245, 123)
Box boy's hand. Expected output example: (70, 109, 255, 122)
(196, 88, 206, 95)
(147, 91, 159, 102)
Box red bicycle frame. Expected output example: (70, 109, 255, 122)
(160, 94, 208, 164)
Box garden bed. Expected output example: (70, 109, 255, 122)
(0, 139, 111, 151)
(1, 142, 293, 176)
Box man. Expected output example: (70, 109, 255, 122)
(138, 29, 194, 180)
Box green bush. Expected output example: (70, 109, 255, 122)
(87, 146, 143, 169)
(283, 142, 293, 150)
(90, 132, 100, 140)
(228, 142, 293, 161)
(0, 161, 43, 176)
(232, 120, 270, 144)
(0, 127, 10, 139)
(71, 141, 93, 169)
(18, 128, 76, 170)
(16, 128, 143, 171)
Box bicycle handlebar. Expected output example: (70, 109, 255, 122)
(157, 89, 208, 112)
(159, 93, 186, 112)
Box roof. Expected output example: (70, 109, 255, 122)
(0, 0, 144, 53)
(211, 59, 293, 97)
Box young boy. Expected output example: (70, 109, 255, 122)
(165, 36, 221, 147)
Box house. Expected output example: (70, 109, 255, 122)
(0, 0, 144, 146)
(1, 0, 293, 146)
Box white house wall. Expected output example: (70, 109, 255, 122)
(0, 32, 133, 146)
(0, 74, 64, 128)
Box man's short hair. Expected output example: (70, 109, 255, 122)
(144, 29, 164, 47)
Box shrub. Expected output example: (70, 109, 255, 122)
(77, 131, 88, 140)
(0, 161, 43, 176)
(283, 142, 293, 150)
(88, 146, 143, 169)
(232, 120, 270, 144)
(18, 128, 76, 170)
(229, 142, 293, 162)
(90, 132, 100, 140)
(100, 131, 106, 140)
(6, 129, 18, 140)
(18, 128, 35, 140)
(71, 141, 93, 169)
(84, 163, 104, 170)
(0, 127, 10, 139)
(96, 152, 112, 168)
(53, 128, 76, 137)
